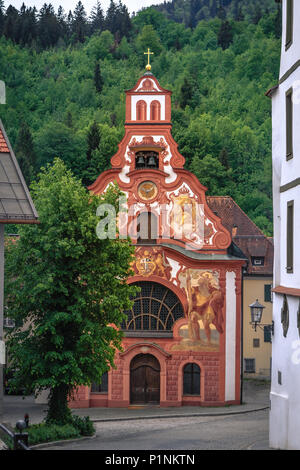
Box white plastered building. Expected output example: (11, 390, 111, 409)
(268, 0, 300, 450)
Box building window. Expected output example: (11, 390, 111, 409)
(251, 256, 265, 266)
(4, 317, 15, 328)
(264, 325, 272, 343)
(286, 88, 293, 159)
(285, 0, 293, 49)
(91, 372, 108, 393)
(253, 338, 260, 348)
(286, 200, 294, 273)
(183, 363, 200, 396)
(244, 358, 255, 373)
(281, 294, 289, 338)
(122, 281, 184, 333)
(264, 284, 272, 302)
(137, 212, 158, 244)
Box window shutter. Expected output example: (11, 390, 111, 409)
(264, 325, 272, 343)
(264, 284, 272, 302)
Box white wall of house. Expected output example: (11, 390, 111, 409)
(270, 0, 300, 450)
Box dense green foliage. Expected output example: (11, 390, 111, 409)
(0, 1, 281, 235)
(5, 159, 136, 424)
(3, 416, 95, 448)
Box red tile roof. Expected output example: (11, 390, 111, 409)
(0, 128, 9, 152)
(207, 196, 273, 276)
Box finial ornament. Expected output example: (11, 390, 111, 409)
(144, 48, 154, 71)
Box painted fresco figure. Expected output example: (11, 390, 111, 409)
(186, 270, 224, 344)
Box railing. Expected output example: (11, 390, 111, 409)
(0, 421, 31, 450)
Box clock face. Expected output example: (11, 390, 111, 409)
(138, 181, 158, 201)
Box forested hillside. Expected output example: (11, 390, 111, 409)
(0, 1, 281, 235)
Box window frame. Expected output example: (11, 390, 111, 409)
(183, 363, 201, 396)
(91, 372, 108, 394)
(285, 0, 293, 50)
(244, 358, 256, 374)
(286, 88, 293, 160)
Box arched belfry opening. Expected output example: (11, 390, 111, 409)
(136, 100, 147, 121)
(150, 100, 161, 121)
(135, 151, 159, 169)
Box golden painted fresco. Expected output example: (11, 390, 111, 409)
(171, 269, 224, 352)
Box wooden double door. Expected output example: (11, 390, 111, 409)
(130, 354, 160, 404)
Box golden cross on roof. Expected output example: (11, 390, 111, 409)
(144, 48, 154, 71)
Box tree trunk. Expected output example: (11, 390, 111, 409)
(46, 384, 72, 425)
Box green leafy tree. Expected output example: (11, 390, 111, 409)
(85, 30, 114, 60)
(5, 159, 136, 425)
(190, 154, 230, 195)
(35, 121, 87, 177)
(136, 24, 163, 58)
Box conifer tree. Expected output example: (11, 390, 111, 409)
(219, 147, 229, 170)
(87, 121, 101, 161)
(94, 62, 104, 94)
(274, 4, 282, 39)
(217, 1, 226, 20)
(3, 5, 20, 43)
(0, 0, 5, 36)
(179, 76, 194, 109)
(15, 122, 37, 185)
(90, 0, 104, 34)
(217, 20, 233, 50)
(72, 1, 87, 43)
(38, 4, 61, 48)
(253, 5, 262, 25)
(57, 4, 67, 39)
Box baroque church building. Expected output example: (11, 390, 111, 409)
(70, 66, 245, 408)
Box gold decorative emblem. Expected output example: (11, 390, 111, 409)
(134, 248, 171, 278)
(138, 181, 158, 201)
(136, 250, 156, 277)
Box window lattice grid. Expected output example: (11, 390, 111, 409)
(122, 282, 184, 331)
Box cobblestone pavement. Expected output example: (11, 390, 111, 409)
(40, 409, 270, 450)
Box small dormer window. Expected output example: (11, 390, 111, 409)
(135, 151, 159, 170)
(251, 256, 265, 266)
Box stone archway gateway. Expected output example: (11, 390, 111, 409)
(130, 354, 160, 405)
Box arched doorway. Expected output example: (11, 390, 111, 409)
(130, 354, 160, 404)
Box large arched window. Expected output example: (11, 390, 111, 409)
(150, 100, 161, 120)
(183, 363, 201, 396)
(122, 281, 184, 336)
(136, 100, 147, 121)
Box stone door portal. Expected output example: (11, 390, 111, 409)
(130, 354, 160, 404)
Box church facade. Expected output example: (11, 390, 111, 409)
(70, 69, 245, 408)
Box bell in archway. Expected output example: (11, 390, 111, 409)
(136, 154, 145, 168)
(147, 155, 157, 168)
